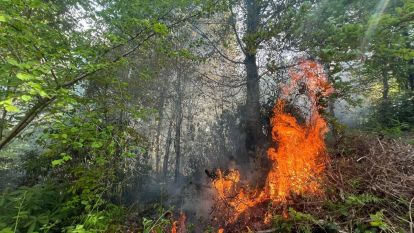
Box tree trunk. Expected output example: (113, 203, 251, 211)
(0, 97, 54, 150)
(325, 64, 339, 144)
(382, 70, 389, 100)
(328, 100, 340, 144)
(408, 59, 414, 91)
(243, 0, 263, 157)
(174, 74, 183, 183)
(154, 85, 167, 174)
(404, 30, 414, 91)
(162, 119, 174, 181)
(244, 54, 262, 155)
(184, 95, 195, 165)
(0, 109, 6, 140)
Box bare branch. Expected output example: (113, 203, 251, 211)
(258, 62, 301, 79)
(230, 7, 246, 55)
(196, 71, 246, 88)
(190, 23, 244, 65)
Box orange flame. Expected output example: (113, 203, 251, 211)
(171, 212, 186, 233)
(265, 60, 333, 201)
(211, 60, 333, 227)
(171, 221, 177, 233)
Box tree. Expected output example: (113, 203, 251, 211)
(0, 0, 209, 150)
(204, 0, 314, 158)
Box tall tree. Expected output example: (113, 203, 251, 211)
(230, 0, 311, 157)
(163, 117, 174, 181)
(0, 0, 209, 150)
(174, 68, 184, 182)
(243, 0, 262, 157)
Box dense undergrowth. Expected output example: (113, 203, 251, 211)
(4, 132, 412, 233)
(137, 132, 414, 233)
(276, 132, 414, 233)
(0, 109, 148, 232)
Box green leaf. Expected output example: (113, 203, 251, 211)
(70, 127, 79, 133)
(16, 72, 35, 81)
(21, 95, 32, 101)
(27, 82, 50, 97)
(6, 58, 18, 66)
(0, 228, 14, 233)
(38, 90, 48, 97)
(5, 105, 19, 112)
(62, 155, 72, 161)
(51, 159, 64, 167)
(91, 141, 103, 149)
(369, 211, 388, 229)
(73, 142, 83, 148)
(0, 14, 7, 22)
(123, 152, 136, 158)
(153, 22, 168, 35)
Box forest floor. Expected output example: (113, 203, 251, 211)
(295, 132, 414, 233)
(129, 132, 414, 233)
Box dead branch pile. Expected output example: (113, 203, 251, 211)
(208, 133, 414, 232)
(323, 133, 414, 231)
(330, 133, 413, 202)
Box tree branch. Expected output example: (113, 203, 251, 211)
(0, 97, 54, 150)
(258, 62, 301, 79)
(0, 9, 204, 150)
(190, 23, 244, 65)
(230, 7, 247, 55)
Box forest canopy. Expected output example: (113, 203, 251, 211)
(0, 0, 413, 232)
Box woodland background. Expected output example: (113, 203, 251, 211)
(0, 0, 413, 232)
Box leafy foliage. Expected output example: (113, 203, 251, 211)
(0, 0, 413, 232)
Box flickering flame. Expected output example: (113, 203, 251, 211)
(212, 169, 265, 222)
(212, 169, 240, 199)
(171, 212, 186, 233)
(265, 60, 333, 201)
(171, 221, 177, 233)
(211, 60, 333, 228)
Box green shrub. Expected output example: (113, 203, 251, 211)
(365, 93, 414, 136)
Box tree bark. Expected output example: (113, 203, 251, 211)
(174, 73, 183, 183)
(0, 109, 7, 140)
(408, 59, 414, 91)
(403, 30, 414, 91)
(0, 97, 54, 150)
(243, 0, 263, 156)
(326, 64, 339, 145)
(162, 118, 174, 181)
(382, 69, 389, 100)
(154, 84, 167, 174)
(244, 54, 262, 155)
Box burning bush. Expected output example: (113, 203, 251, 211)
(209, 61, 334, 232)
(207, 61, 413, 233)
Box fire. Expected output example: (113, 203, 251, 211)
(265, 60, 333, 201)
(212, 169, 241, 199)
(212, 169, 266, 222)
(170, 212, 186, 233)
(211, 60, 333, 229)
(171, 222, 177, 233)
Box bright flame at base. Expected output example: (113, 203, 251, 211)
(211, 60, 333, 230)
(171, 212, 186, 233)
